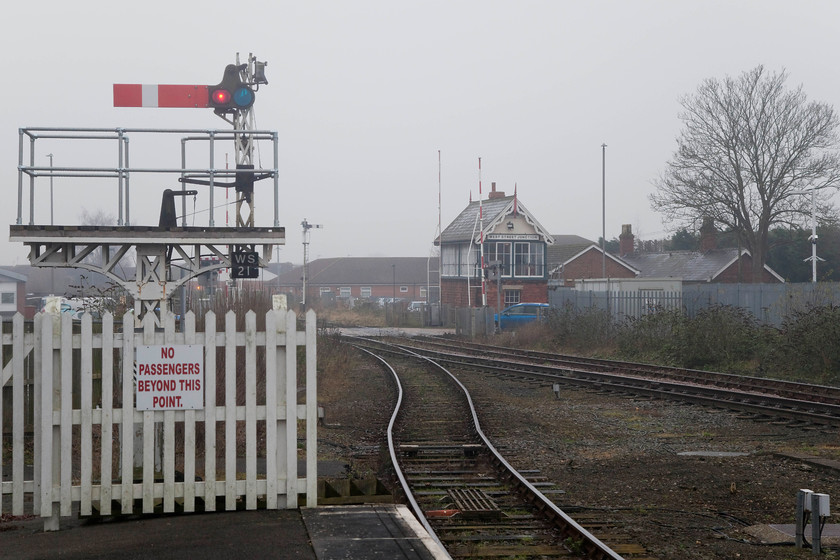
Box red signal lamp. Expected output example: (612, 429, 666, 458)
(211, 89, 231, 105)
(207, 64, 255, 113)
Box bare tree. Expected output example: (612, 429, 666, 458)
(78, 208, 136, 272)
(79, 208, 116, 266)
(79, 208, 115, 226)
(651, 65, 840, 279)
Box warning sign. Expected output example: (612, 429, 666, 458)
(136, 345, 204, 410)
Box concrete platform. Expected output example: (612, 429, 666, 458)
(0, 509, 317, 560)
(1, 504, 449, 560)
(302, 505, 449, 560)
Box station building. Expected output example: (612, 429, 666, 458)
(436, 184, 554, 307)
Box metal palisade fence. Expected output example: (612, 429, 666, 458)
(0, 308, 318, 530)
(549, 282, 840, 326)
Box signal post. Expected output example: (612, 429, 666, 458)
(12, 54, 282, 327)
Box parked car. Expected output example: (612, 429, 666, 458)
(407, 301, 427, 312)
(40, 296, 113, 320)
(377, 297, 405, 307)
(494, 303, 549, 330)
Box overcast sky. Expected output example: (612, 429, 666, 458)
(3, 0, 840, 266)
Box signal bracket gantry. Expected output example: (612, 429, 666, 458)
(14, 53, 278, 328)
(12, 124, 283, 328)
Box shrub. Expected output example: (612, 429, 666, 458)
(616, 308, 684, 364)
(769, 304, 840, 384)
(522, 301, 836, 384)
(545, 304, 615, 351)
(671, 305, 761, 371)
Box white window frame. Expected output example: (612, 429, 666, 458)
(512, 242, 544, 278)
(492, 242, 512, 277)
(442, 245, 459, 277)
(504, 290, 521, 305)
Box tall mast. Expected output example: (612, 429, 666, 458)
(478, 157, 486, 307)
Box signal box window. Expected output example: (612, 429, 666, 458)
(504, 290, 521, 305)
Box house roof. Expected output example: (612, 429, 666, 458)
(274, 257, 432, 287)
(5, 265, 112, 296)
(438, 195, 554, 245)
(547, 240, 641, 277)
(0, 268, 27, 283)
(619, 249, 784, 282)
(547, 235, 596, 265)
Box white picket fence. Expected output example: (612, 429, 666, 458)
(0, 308, 318, 530)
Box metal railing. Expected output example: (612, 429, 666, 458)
(17, 127, 279, 228)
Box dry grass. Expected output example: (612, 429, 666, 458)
(308, 303, 387, 328)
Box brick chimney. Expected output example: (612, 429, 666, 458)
(700, 217, 717, 252)
(619, 224, 634, 256)
(488, 182, 506, 199)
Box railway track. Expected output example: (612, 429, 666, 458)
(355, 339, 653, 560)
(380, 336, 840, 429)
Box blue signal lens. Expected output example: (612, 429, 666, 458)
(233, 87, 255, 108)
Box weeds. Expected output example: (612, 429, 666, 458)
(563, 537, 585, 555)
(768, 304, 840, 384)
(517, 303, 840, 386)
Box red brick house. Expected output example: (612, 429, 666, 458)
(617, 223, 783, 284)
(272, 257, 433, 304)
(548, 234, 637, 287)
(549, 223, 784, 285)
(0, 268, 27, 318)
(436, 184, 553, 307)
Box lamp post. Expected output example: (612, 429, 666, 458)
(47, 153, 54, 225)
(792, 189, 821, 283)
(807, 188, 818, 283)
(601, 143, 607, 278)
(47, 153, 55, 295)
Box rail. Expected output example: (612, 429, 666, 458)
(355, 338, 625, 560)
(356, 347, 451, 558)
(392, 336, 840, 428)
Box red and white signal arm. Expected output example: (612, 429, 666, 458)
(114, 84, 210, 108)
(136, 345, 204, 410)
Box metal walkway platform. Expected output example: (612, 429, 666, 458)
(302, 505, 450, 560)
